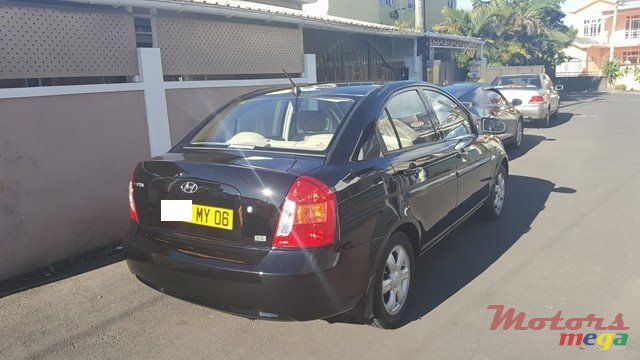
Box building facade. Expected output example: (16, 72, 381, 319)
(302, 0, 455, 30)
(560, 0, 640, 75)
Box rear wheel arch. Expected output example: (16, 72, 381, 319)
(394, 222, 420, 256)
(500, 158, 509, 176)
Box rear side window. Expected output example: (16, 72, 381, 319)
(377, 112, 401, 152)
(422, 90, 474, 139)
(355, 124, 382, 161)
(382, 90, 438, 149)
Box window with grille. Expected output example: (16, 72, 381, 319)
(134, 16, 154, 48)
(623, 51, 639, 64)
(626, 15, 640, 39)
(583, 19, 601, 37)
(379, 0, 394, 6)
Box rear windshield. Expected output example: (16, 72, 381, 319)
(492, 75, 541, 88)
(187, 92, 358, 152)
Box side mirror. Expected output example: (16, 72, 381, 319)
(511, 98, 523, 106)
(555, 84, 564, 91)
(460, 101, 473, 109)
(482, 118, 507, 134)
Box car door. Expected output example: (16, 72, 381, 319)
(377, 89, 459, 244)
(421, 88, 493, 216)
(543, 74, 560, 112)
(484, 88, 519, 141)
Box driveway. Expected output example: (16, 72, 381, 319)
(1, 92, 639, 360)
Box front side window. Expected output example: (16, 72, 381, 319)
(459, 87, 490, 106)
(422, 90, 474, 140)
(383, 90, 438, 149)
(626, 15, 640, 39)
(485, 90, 508, 106)
(188, 93, 357, 152)
(583, 19, 601, 37)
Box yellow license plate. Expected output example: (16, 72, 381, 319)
(186, 204, 233, 230)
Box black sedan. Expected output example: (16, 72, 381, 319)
(125, 81, 509, 329)
(443, 83, 524, 148)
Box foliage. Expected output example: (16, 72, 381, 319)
(613, 84, 627, 91)
(433, 0, 576, 75)
(635, 67, 640, 83)
(601, 60, 623, 85)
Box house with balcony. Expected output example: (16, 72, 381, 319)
(560, 0, 640, 76)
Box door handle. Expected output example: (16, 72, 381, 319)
(403, 163, 421, 179)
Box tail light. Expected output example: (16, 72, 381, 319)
(273, 176, 336, 248)
(129, 170, 139, 223)
(529, 95, 544, 104)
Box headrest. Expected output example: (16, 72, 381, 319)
(297, 110, 331, 132)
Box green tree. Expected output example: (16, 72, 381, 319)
(434, 0, 576, 75)
(601, 60, 623, 85)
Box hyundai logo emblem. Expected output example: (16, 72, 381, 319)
(180, 181, 198, 194)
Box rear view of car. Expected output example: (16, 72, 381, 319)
(125, 88, 366, 321)
(492, 73, 562, 127)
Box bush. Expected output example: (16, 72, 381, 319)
(602, 60, 623, 85)
(635, 67, 640, 83)
(613, 84, 627, 91)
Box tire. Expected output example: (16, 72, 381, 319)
(552, 103, 560, 120)
(540, 109, 551, 128)
(371, 232, 415, 329)
(509, 119, 524, 149)
(482, 164, 507, 220)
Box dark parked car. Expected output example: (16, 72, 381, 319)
(444, 83, 524, 148)
(125, 81, 509, 329)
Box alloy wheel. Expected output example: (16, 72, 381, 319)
(382, 245, 411, 316)
(493, 173, 506, 215)
(516, 121, 523, 146)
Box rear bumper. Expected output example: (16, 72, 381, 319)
(123, 227, 368, 321)
(516, 104, 547, 121)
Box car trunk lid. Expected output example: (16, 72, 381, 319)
(132, 150, 324, 261)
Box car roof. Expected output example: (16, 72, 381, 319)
(250, 80, 434, 99)
(495, 73, 541, 77)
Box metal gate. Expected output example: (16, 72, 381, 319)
(315, 38, 406, 83)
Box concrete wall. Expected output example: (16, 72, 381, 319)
(0, 91, 149, 279)
(0, 51, 316, 282)
(553, 76, 607, 92)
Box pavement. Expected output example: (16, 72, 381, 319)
(1, 92, 639, 360)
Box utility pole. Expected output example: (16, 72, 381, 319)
(415, 0, 424, 32)
(609, 0, 623, 61)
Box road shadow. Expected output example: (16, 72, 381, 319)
(0, 242, 124, 298)
(525, 112, 573, 130)
(507, 134, 546, 161)
(398, 175, 576, 327)
(559, 91, 605, 102)
(550, 112, 573, 128)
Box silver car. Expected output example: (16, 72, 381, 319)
(491, 73, 563, 128)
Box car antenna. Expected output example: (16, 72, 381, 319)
(282, 68, 301, 96)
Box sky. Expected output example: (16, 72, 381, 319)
(456, 0, 586, 13)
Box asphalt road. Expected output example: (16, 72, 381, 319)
(1, 92, 639, 360)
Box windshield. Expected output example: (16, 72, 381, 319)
(187, 93, 358, 152)
(492, 75, 541, 89)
